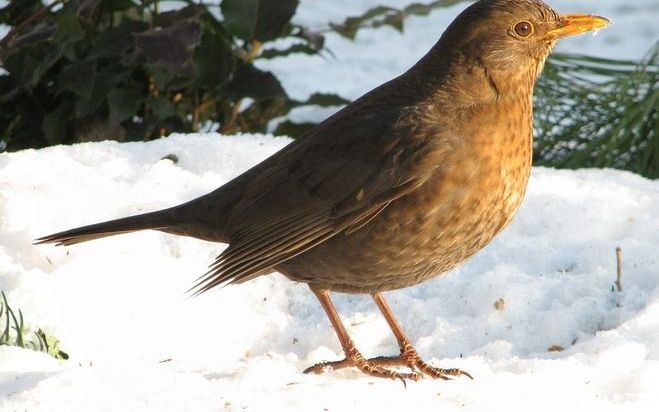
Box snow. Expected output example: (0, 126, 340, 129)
(2, 0, 659, 411)
(2, 133, 659, 411)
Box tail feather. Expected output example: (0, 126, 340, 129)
(34, 210, 174, 246)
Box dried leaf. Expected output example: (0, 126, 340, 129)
(548, 345, 564, 352)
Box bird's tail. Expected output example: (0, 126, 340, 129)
(34, 209, 178, 246)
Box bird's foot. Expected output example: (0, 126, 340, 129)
(384, 341, 474, 380)
(303, 346, 423, 383)
(367, 342, 473, 380)
(368, 353, 472, 380)
(306, 342, 472, 381)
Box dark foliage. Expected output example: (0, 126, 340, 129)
(0, 0, 345, 150)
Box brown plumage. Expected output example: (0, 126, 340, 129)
(36, 0, 608, 381)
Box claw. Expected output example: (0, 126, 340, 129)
(398, 376, 408, 389)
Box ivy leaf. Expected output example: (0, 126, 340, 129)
(134, 21, 201, 72)
(221, 0, 298, 41)
(149, 95, 177, 119)
(223, 64, 287, 100)
(42, 99, 73, 144)
(77, 0, 103, 28)
(260, 43, 319, 59)
(154, 4, 204, 27)
(63, 62, 128, 118)
(0, 0, 42, 27)
(273, 120, 316, 138)
(53, 2, 84, 46)
(193, 31, 234, 87)
(294, 26, 325, 51)
(329, 0, 463, 39)
(4, 23, 56, 50)
(88, 20, 147, 60)
(58, 60, 96, 99)
(97, 0, 137, 13)
(295, 92, 349, 107)
(107, 89, 142, 123)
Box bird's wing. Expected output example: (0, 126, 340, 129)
(190, 106, 452, 294)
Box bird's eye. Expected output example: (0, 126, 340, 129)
(513, 21, 534, 37)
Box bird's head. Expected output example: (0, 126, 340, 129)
(433, 0, 609, 94)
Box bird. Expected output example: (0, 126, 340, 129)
(35, 0, 608, 382)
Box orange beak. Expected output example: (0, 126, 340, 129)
(546, 14, 610, 39)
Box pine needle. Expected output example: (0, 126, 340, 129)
(534, 42, 659, 178)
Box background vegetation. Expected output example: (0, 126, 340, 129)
(0, 0, 657, 177)
(1, 291, 68, 360)
(535, 48, 658, 178)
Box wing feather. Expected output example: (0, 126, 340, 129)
(189, 105, 452, 294)
(190, 224, 335, 294)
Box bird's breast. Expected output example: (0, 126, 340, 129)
(278, 95, 534, 293)
(358, 94, 534, 286)
(429, 93, 534, 244)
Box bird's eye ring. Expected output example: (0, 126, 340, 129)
(513, 21, 534, 37)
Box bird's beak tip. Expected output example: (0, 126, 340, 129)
(547, 14, 610, 39)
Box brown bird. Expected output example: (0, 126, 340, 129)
(36, 0, 608, 382)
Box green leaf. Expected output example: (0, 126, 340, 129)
(53, 2, 84, 45)
(77, 0, 103, 28)
(0, 0, 42, 27)
(193, 31, 234, 87)
(1, 291, 68, 360)
(42, 99, 73, 144)
(58, 60, 96, 99)
(4, 23, 56, 50)
(107, 89, 142, 123)
(88, 20, 147, 60)
(221, 0, 257, 40)
(293, 26, 324, 51)
(294, 92, 349, 107)
(0, 25, 60, 90)
(330, 0, 463, 39)
(273, 120, 315, 138)
(383, 13, 405, 32)
(403, 4, 434, 16)
(223, 64, 287, 100)
(260, 43, 319, 59)
(221, 0, 298, 41)
(154, 4, 204, 27)
(134, 21, 201, 72)
(149, 95, 176, 119)
(100, 0, 137, 13)
(29, 46, 63, 88)
(82, 65, 129, 118)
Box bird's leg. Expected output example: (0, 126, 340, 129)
(369, 292, 473, 380)
(304, 287, 421, 382)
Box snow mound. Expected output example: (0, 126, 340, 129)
(1, 133, 658, 411)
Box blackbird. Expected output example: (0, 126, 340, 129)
(36, 0, 608, 381)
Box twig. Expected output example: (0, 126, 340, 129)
(220, 98, 243, 134)
(615, 246, 623, 292)
(245, 40, 262, 63)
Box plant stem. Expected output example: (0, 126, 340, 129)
(615, 247, 623, 292)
